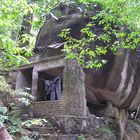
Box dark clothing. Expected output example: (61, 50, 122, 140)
(45, 77, 61, 100)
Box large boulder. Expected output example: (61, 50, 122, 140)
(35, 3, 101, 51)
(34, 3, 140, 111)
(85, 49, 140, 111)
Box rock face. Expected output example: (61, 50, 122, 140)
(35, 3, 101, 51)
(34, 3, 140, 112)
(17, 3, 140, 140)
(85, 49, 140, 111)
(0, 126, 13, 140)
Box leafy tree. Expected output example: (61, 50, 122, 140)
(0, 0, 61, 70)
(0, 0, 33, 69)
(0, 0, 139, 70)
(60, 0, 140, 69)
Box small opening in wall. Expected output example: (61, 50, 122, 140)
(20, 68, 33, 94)
(37, 67, 64, 101)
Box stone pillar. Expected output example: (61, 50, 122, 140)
(16, 71, 26, 89)
(31, 68, 38, 100)
(62, 59, 87, 117)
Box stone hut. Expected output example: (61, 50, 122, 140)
(16, 4, 140, 119)
(15, 4, 140, 139)
(16, 49, 87, 118)
(16, 12, 88, 118)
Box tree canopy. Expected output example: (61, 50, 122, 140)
(0, 0, 140, 70)
(60, 0, 140, 68)
(0, 0, 59, 70)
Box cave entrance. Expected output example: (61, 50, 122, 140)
(87, 101, 106, 116)
(37, 67, 63, 101)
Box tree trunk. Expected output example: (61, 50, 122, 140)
(19, 12, 33, 48)
(116, 109, 130, 140)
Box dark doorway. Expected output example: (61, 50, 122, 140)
(37, 67, 63, 101)
(19, 68, 33, 94)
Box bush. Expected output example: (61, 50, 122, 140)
(20, 136, 32, 140)
(0, 76, 10, 93)
(12, 89, 34, 106)
(0, 107, 8, 126)
(21, 119, 47, 129)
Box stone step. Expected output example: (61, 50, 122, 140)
(41, 134, 78, 140)
(40, 134, 95, 140)
(30, 126, 59, 134)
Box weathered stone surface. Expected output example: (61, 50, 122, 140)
(85, 49, 140, 111)
(41, 134, 78, 140)
(35, 3, 100, 52)
(31, 2, 140, 112)
(20, 128, 32, 136)
(33, 59, 86, 117)
(62, 59, 87, 117)
(47, 115, 117, 137)
(16, 3, 140, 140)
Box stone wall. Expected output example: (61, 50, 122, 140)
(40, 115, 117, 140)
(33, 59, 87, 117)
(16, 55, 87, 118)
(61, 59, 87, 117)
(33, 101, 66, 117)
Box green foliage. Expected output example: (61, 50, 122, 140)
(77, 134, 86, 140)
(0, 107, 8, 114)
(6, 104, 22, 138)
(100, 127, 111, 134)
(21, 119, 48, 128)
(59, 26, 108, 69)
(0, 107, 8, 125)
(60, 0, 140, 69)
(0, 0, 33, 69)
(12, 89, 34, 106)
(0, 89, 34, 139)
(0, 76, 10, 93)
(20, 136, 32, 140)
(0, 0, 139, 69)
(0, 0, 62, 70)
(0, 104, 22, 139)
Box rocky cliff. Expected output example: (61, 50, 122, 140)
(25, 3, 140, 140)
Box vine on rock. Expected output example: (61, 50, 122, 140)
(59, 0, 140, 69)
